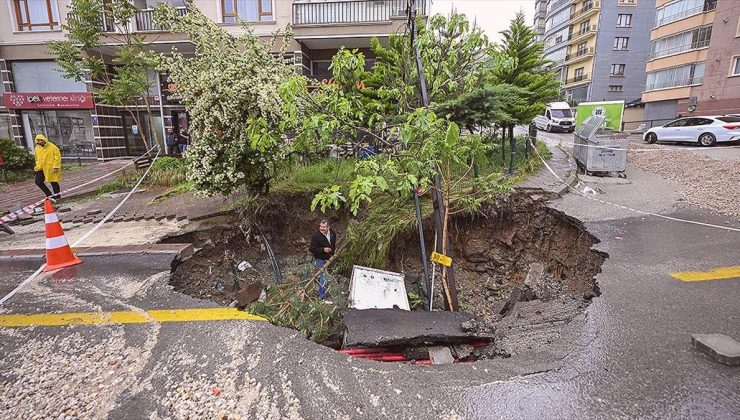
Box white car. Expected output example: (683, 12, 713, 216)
(643, 116, 740, 147)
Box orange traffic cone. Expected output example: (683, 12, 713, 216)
(43, 198, 82, 272)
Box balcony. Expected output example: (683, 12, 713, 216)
(78, 6, 188, 33)
(547, 0, 572, 13)
(649, 39, 711, 59)
(564, 46, 594, 64)
(645, 76, 703, 91)
(655, 0, 716, 27)
(569, 1, 600, 23)
(567, 24, 597, 44)
(293, 0, 427, 26)
(564, 73, 590, 86)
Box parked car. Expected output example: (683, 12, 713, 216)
(643, 116, 740, 146)
(533, 102, 576, 133)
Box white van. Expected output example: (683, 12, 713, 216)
(533, 102, 576, 133)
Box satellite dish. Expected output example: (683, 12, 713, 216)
(687, 105, 697, 112)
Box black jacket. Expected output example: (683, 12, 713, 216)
(309, 230, 337, 260)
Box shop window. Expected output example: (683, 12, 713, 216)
(11, 61, 87, 93)
(12, 0, 60, 31)
(311, 61, 332, 79)
(222, 0, 273, 23)
(21, 110, 94, 157)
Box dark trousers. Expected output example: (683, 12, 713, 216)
(34, 171, 60, 199)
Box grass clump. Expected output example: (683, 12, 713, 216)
(273, 159, 356, 193)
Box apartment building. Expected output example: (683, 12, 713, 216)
(642, 0, 739, 120)
(0, 0, 424, 160)
(540, 0, 655, 104)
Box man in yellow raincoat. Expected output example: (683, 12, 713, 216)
(33, 134, 62, 200)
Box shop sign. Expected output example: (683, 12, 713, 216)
(2, 92, 94, 110)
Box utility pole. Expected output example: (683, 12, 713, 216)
(407, 0, 459, 311)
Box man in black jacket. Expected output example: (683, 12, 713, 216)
(309, 219, 337, 302)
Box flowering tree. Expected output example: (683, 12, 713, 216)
(154, 5, 294, 195)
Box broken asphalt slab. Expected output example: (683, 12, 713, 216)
(0, 243, 193, 261)
(342, 308, 495, 348)
(691, 334, 740, 366)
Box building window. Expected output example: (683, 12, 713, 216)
(579, 20, 590, 34)
(617, 14, 632, 27)
(618, 0, 637, 5)
(608, 85, 624, 92)
(12, 0, 60, 31)
(610, 64, 626, 76)
(646, 62, 705, 90)
(614, 37, 629, 50)
(222, 0, 273, 23)
(655, 0, 717, 27)
(650, 25, 712, 59)
(574, 67, 585, 81)
(732, 57, 740, 76)
(576, 42, 588, 55)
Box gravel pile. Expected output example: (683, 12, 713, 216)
(628, 147, 740, 218)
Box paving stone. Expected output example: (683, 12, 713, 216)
(692, 334, 740, 366)
(428, 346, 454, 365)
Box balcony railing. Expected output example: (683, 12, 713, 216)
(73, 6, 188, 33)
(645, 76, 703, 91)
(293, 0, 427, 26)
(134, 7, 187, 32)
(564, 46, 594, 61)
(649, 39, 711, 59)
(565, 73, 590, 85)
(568, 24, 597, 41)
(570, 1, 599, 20)
(655, 0, 716, 27)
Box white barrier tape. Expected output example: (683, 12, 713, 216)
(0, 146, 161, 307)
(560, 141, 740, 152)
(0, 146, 158, 226)
(71, 146, 161, 247)
(530, 139, 740, 233)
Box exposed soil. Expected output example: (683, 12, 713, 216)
(165, 191, 607, 357)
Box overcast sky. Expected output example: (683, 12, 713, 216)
(430, 0, 535, 44)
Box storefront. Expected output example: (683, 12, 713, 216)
(3, 92, 96, 158)
(6, 60, 96, 158)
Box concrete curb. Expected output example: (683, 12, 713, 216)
(553, 145, 579, 198)
(0, 243, 193, 261)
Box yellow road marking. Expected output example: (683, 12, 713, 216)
(0, 308, 265, 328)
(671, 266, 740, 282)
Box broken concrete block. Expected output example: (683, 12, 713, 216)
(499, 286, 522, 317)
(691, 334, 740, 366)
(87, 209, 102, 215)
(234, 282, 263, 307)
(524, 262, 546, 290)
(428, 346, 454, 365)
(57, 207, 72, 213)
(402, 347, 429, 361)
(451, 344, 474, 359)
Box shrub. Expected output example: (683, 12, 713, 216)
(151, 156, 184, 172)
(0, 137, 34, 171)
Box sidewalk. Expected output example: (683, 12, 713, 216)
(0, 160, 133, 212)
(515, 143, 577, 196)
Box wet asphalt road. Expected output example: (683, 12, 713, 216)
(1, 137, 739, 418)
